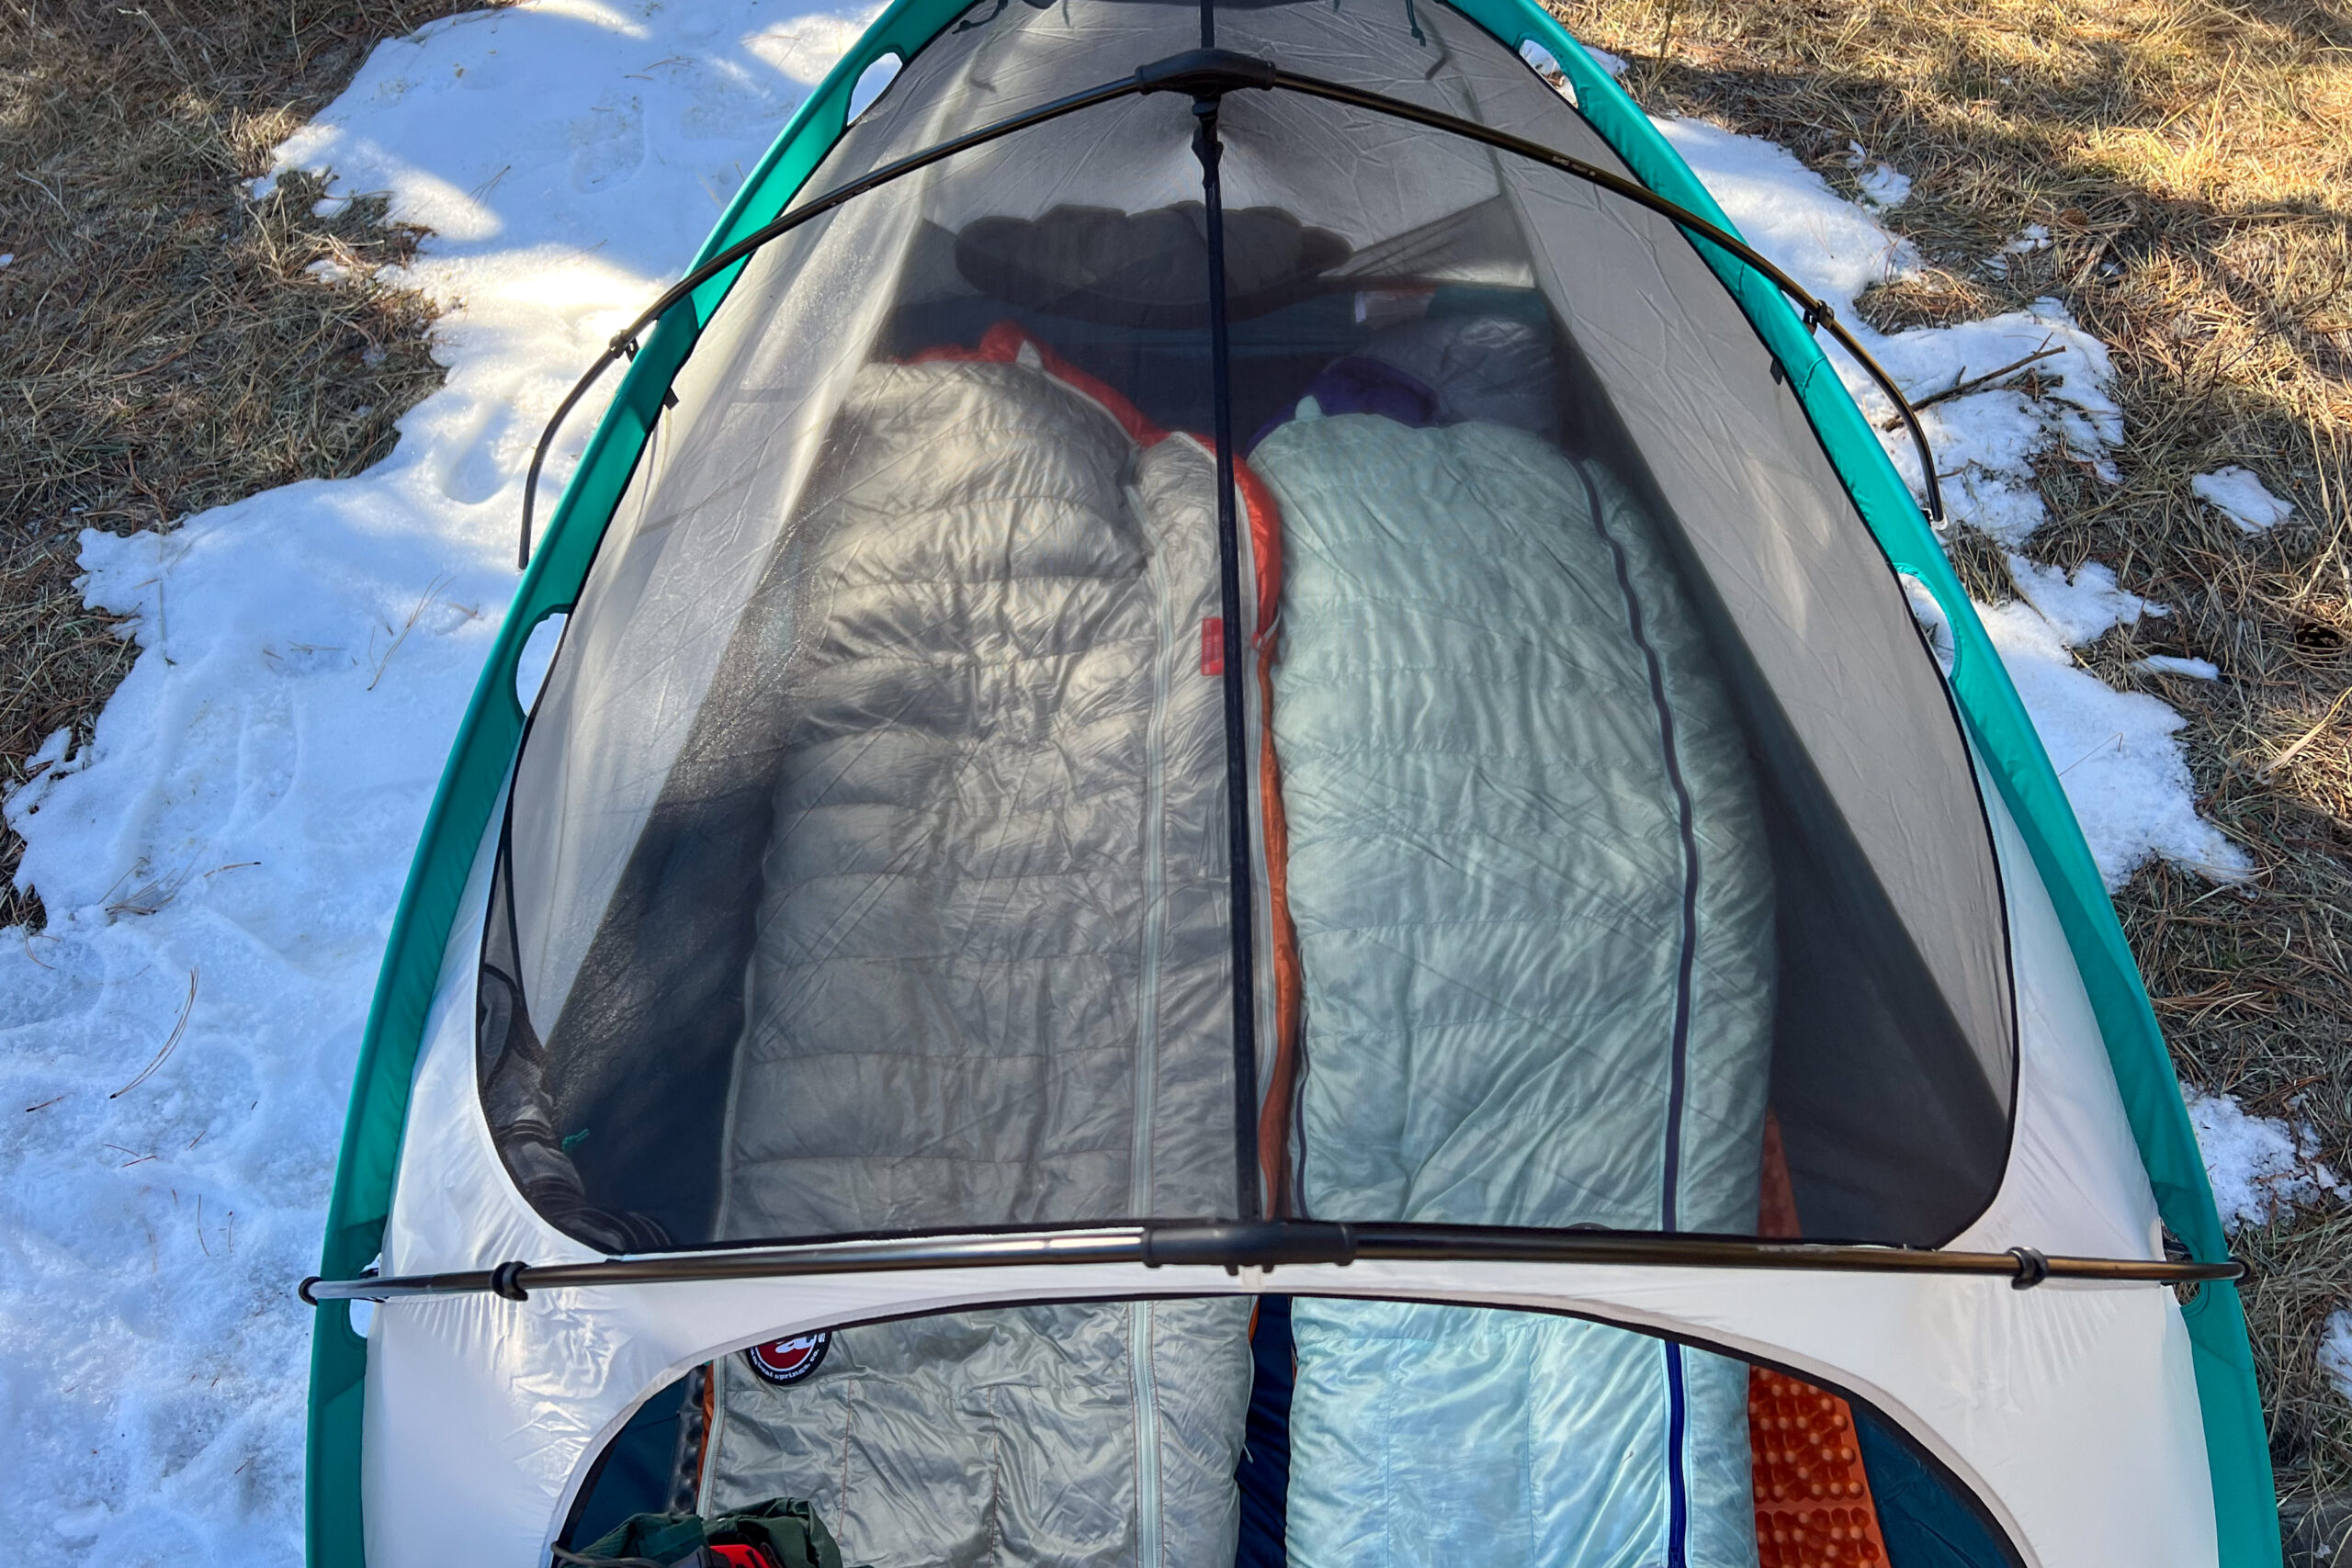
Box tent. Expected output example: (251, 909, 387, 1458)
(300, 1, 2278, 1564)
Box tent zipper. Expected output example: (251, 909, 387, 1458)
(1129, 1302, 1165, 1568)
(1578, 462, 1703, 1568)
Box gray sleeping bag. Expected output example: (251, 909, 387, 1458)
(1251, 406, 1774, 1568)
(697, 350, 1251, 1568)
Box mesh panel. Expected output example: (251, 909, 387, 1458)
(481, 0, 2015, 1253)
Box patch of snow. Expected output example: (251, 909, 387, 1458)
(2140, 654, 2220, 681)
(1515, 39, 1626, 106)
(514, 609, 568, 713)
(1898, 573, 1957, 674)
(1842, 141, 1911, 209)
(1984, 222, 2051, 278)
(303, 256, 355, 284)
(1659, 118, 1919, 307)
(0, 1, 878, 1561)
(2183, 1088, 2346, 1233)
(1854, 163, 1912, 209)
(0, 253, 15, 267)
(2007, 555, 2161, 646)
(1519, 39, 1571, 97)
(2320, 1309, 2352, 1403)
(21, 725, 73, 780)
(1976, 558, 2246, 888)
(2192, 466, 2294, 535)
(1518, 38, 1624, 103)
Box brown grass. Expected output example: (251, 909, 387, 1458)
(1547, 0, 2352, 1534)
(0, 0, 484, 927)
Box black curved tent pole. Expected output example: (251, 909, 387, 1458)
(301, 1219, 2245, 1303)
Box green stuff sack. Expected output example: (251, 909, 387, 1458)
(569, 1497, 854, 1568)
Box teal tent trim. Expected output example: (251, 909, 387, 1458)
(304, 3, 2277, 1562)
(1469, 11, 2276, 1562)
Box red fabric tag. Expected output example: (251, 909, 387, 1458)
(1201, 617, 1225, 676)
(708, 1546, 773, 1568)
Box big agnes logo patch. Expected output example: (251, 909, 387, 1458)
(743, 1332, 831, 1386)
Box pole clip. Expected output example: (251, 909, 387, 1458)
(490, 1260, 532, 1302)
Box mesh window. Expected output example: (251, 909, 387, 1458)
(558, 1297, 2018, 1568)
(480, 0, 2015, 1254)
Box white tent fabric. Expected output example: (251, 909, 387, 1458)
(361, 763, 2208, 1568)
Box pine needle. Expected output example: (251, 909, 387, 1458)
(110, 966, 198, 1099)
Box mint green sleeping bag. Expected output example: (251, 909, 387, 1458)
(1252, 405, 1775, 1568)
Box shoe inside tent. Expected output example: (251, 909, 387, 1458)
(299, 1, 2279, 1565)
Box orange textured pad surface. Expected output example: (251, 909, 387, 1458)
(1749, 1366, 1890, 1567)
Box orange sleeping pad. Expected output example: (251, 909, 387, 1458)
(1750, 1366, 1890, 1566)
(1752, 1115, 1893, 1568)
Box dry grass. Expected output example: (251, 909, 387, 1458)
(1548, 0, 2352, 1535)
(0, 0, 484, 927)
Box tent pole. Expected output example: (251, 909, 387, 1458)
(300, 1221, 2248, 1303)
(1193, 82, 1263, 1220)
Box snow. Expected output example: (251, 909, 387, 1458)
(1515, 39, 1626, 103)
(1984, 221, 2051, 278)
(1899, 573, 1958, 674)
(0, 7, 2271, 1560)
(2007, 554, 2160, 647)
(1973, 558, 2247, 888)
(0, 2, 875, 1561)
(1854, 162, 1912, 209)
(2321, 1309, 2352, 1404)
(2182, 1089, 2346, 1233)
(2192, 465, 2294, 534)
(2141, 654, 2221, 681)
(1843, 141, 1912, 209)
